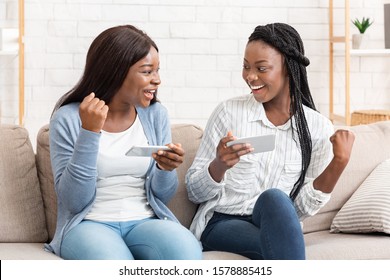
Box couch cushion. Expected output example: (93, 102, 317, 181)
(36, 124, 57, 241)
(0, 243, 62, 260)
(168, 124, 203, 229)
(330, 158, 390, 234)
(303, 121, 390, 233)
(0, 125, 48, 242)
(305, 230, 390, 260)
(203, 251, 249, 260)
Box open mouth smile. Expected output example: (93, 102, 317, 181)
(144, 89, 157, 100)
(250, 84, 265, 90)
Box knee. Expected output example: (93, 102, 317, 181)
(145, 221, 203, 260)
(256, 189, 291, 207)
(167, 225, 203, 259)
(253, 189, 296, 220)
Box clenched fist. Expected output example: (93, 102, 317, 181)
(330, 129, 355, 164)
(79, 92, 109, 133)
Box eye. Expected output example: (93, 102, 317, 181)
(257, 67, 266, 72)
(243, 65, 250, 70)
(141, 70, 153, 75)
(142, 68, 159, 75)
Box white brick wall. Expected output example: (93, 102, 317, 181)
(1, 0, 390, 149)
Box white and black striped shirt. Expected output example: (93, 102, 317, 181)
(185, 94, 334, 240)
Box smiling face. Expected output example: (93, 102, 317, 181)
(114, 46, 160, 108)
(242, 40, 290, 105)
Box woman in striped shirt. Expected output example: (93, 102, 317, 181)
(185, 23, 355, 260)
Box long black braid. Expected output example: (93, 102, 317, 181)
(248, 23, 316, 201)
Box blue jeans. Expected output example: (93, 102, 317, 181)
(60, 217, 202, 260)
(200, 189, 305, 260)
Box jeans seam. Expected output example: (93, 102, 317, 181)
(261, 218, 275, 260)
(128, 243, 163, 260)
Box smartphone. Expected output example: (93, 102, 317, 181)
(125, 145, 171, 157)
(226, 134, 276, 154)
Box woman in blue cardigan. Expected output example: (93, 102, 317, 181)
(46, 25, 202, 260)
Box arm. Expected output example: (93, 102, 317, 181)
(294, 124, 355, 219)
(152, 107, 185, 172)
(50, 93, 108, 214)
(185, 104, 227, 203)
(50, 107, 101, 214)
(185, 102, 252, 203)
(313, 129, 355, 193)
(147, 105, 179, 204)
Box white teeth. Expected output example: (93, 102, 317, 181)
(145, 90, 156, 93)
(250, 85, 265, 90)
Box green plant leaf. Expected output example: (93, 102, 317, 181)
(351, 17, 373, 34)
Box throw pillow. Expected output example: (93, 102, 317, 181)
(0, 125, 48, 242)
(330, 158, 390, 234)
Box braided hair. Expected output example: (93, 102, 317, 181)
(248, 23, 316, 201)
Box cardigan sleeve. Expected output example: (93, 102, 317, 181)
(144, 104, 178, 204)
(49, 105, 100, 214)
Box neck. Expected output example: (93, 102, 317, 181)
(263, 96, 291, 126)
(103, 105, 137, 133)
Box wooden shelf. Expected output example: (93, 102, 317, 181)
(329, 0, 352, 125)
(0, 1, 24, 125)
(350, 49, 390, 56)
(0, 50, 18, 56)
(333, 48, 390, 57)
(329, 0, 390, 126)
(19, 0, 25, 126)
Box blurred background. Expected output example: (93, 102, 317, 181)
(1, 0, 390, 148)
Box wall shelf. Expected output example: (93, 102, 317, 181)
(329, 0, 352, 125)
(18, 0, 25, 126)
(350, 49, 390, 56)
(0, 50, 19, 56)
(329, 0, 390, 125)
(333, 48, 390, 57)
(1, 1, 24, 125)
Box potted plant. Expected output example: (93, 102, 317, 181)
(351, 17, 373, 49)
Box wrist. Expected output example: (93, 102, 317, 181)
(208, 159, 226, 183)
(331, 155, 350, 167)
(156, 162, 164, 170)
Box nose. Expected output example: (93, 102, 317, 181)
(151, 72, 161, 85)
(246, 70, 258, 82)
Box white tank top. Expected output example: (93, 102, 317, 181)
(85, 116, 155, 222)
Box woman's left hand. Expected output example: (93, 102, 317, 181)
(152, 143, 185, 171)
(330, 129, 355, 165)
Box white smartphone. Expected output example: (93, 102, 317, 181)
(226, 134, 276, 154)
(125, 145, 171, 157)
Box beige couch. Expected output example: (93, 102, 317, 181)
(1, 121, 390, 260)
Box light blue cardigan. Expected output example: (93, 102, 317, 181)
(45, 102, 179, 256)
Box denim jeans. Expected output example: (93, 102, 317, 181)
(201, 189, 305, 260)
(61, 217, 202, 260)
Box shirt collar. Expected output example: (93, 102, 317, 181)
(246, 94, 295, 131)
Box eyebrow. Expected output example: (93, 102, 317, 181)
(139, 64, 154, 68)
(243, 58, 268, 64)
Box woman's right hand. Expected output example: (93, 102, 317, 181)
(79, 92, 109, 133)
(208, 131, 253, 182)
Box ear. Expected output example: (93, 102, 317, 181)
(282, 57, 289, 77)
